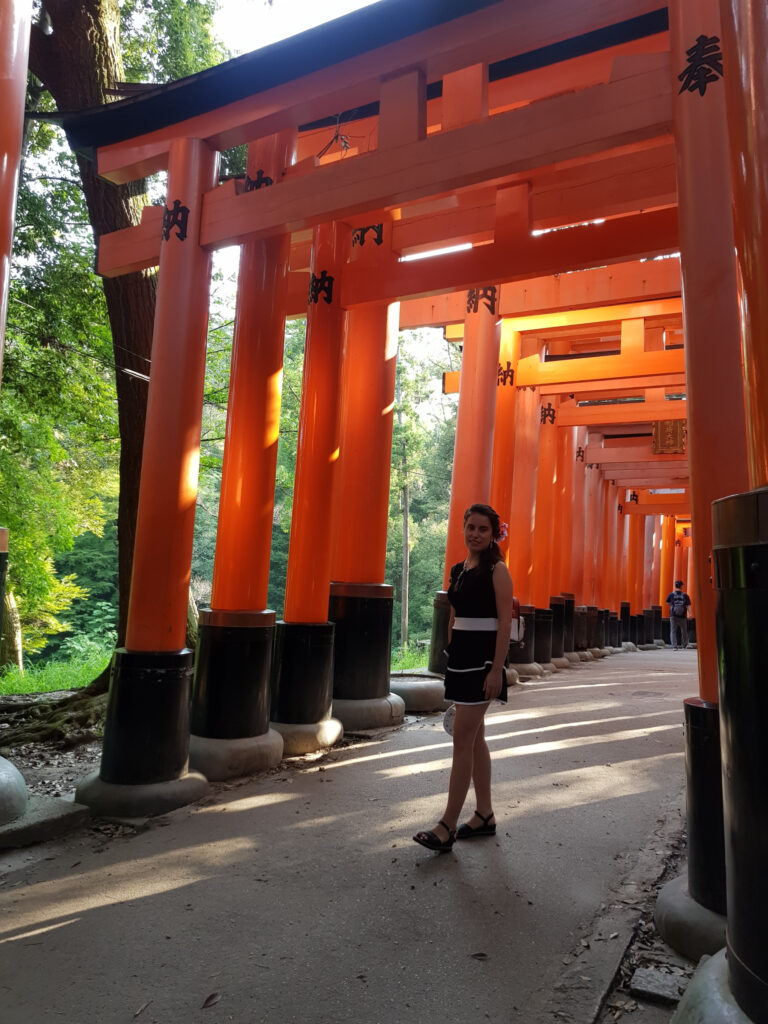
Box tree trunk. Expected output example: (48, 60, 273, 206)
(0, 591, 23, 672)
(28, 0, 156, 646)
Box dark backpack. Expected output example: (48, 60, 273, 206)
(669, 591, 687, 616)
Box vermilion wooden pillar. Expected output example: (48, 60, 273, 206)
(582, 450, 602, 606)
(659, 514, 676, 613)
(429, 284, 500, 670)
(189, 133, 295, 779)
(643, 515, 655, 610)
(489, 324, 521, 563)
(601, 481, 619, 614)
(651, 515, 662, 611)
(671, 0, 749, 699)
(442, 287, 501, 580)
(568, 427, 588, 602)
(78, 137, 217, 814)
(506, 384, 540, 606)
(529, 397, 558, 608)
(328, 220, 402, 727)
(271, 221, 349, 753)
(551, 422, 575, 598)
(0, 0, 30, 373)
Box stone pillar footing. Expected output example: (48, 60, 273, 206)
(564, 651, 581, 664)
(389, 676, 445, 712)
(671, 949, 753, 1023)
(75, 769, 209, 818)
(271, 718, 343, 757)
(189, 729, 284, 782)
(551, 656, 572, 669)
(655, 874, 727, 962)
(333, 694, 405, 731)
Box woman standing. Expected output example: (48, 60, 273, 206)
(413, 503, 514, 852)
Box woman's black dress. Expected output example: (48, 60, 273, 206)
(444, 560, 508, 705)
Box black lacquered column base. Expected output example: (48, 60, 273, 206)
(652, 604, 662, 641)
(549, 597, 565, 659)
(271, 621, 335, 724)
(509, 604, 536, 665)
(573, 605, 587, 651)
(428, 590, 450, 674)
(713, 486, 768, 1024)
(561, 593, 575, 652)
(684, 697, 726, 914)
(329, 583, 393, 700)
(191, 609, 275, 738)
(100, 648, 193, 785)
(620, 601, 631, 644)
(533, 607, 553, 665)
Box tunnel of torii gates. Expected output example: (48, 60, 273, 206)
(3, 0, 768, 1016)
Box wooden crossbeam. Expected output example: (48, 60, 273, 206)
(556, 397, 687, 425)
(586, 444, 686, 463)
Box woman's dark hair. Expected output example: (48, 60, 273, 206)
(464, 503, 503, 568)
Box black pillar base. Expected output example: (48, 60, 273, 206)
(329, 583, 393, 700)
(685, 698, 726, 914)
(191, 609, 275, 739)
(428, 590, 450, 674)
(533, 607, 553, 665)
(609, 613, 619, 647)
(549, 597, 565, 658)
(620, 601, 631, 644)
(509, 604, 536, 664)
(271, 621, 335, 724)
(100, 648, 193, 785)
(560, 593, 575, 652)
(586, 605, 599, 648)
(652, 604, 663, 641)
(573, 605, 587, 651)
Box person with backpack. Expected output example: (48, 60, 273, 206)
(666, 580, 692, 650)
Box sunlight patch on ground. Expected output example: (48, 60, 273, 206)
(381, 723, 681, 779)
(0, 837, 254, 936)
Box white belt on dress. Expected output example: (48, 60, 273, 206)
(453, 617, 498, 631)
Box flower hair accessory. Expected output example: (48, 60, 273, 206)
(497, 521, 509, 542)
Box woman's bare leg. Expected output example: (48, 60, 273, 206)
(426, 703, 488, 841)
(464, 717, 495, 828)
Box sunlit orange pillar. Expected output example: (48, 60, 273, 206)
(626, 509, 644, 615)
(643, 514, 655, 610)
(271, 222, 349, 750)
(506, 383, 540, 606)
(601, 481, 619, 613)
(568, 427, 588, 602)
(659, 514, 676, 613)
(190, 133, 295, 778)
(328, 217, 401, 725)
(671, 0, 749, 698)
(430, 285, 500, 670)
(442, 287, 501, 579)
(552, 422, 575, 597)
(582, 449, 602, 606)
(0, 0, 31, 375)
(674, 527, 685, 588)
(529, 397, 558, 608)
(651, 515, 662, 612)
(79, 137, 217, 813)
(489, 324, 521, 563)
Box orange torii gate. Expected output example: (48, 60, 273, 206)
(3, 0, 768, 1015)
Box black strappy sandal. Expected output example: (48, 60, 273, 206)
(412, 819, 457, 852)
(456, 810, 496, 839)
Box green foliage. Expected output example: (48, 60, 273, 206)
(390, 644, 430, 673)
(1, 120, 119, 655)
(0, 648, 112, 695)
(387, 330, 458, 650)
(121, 0, 228, 84)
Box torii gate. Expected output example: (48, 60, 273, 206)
(3, 0, 768, 1017)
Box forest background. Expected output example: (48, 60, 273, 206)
(0, 0, 460, 693)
